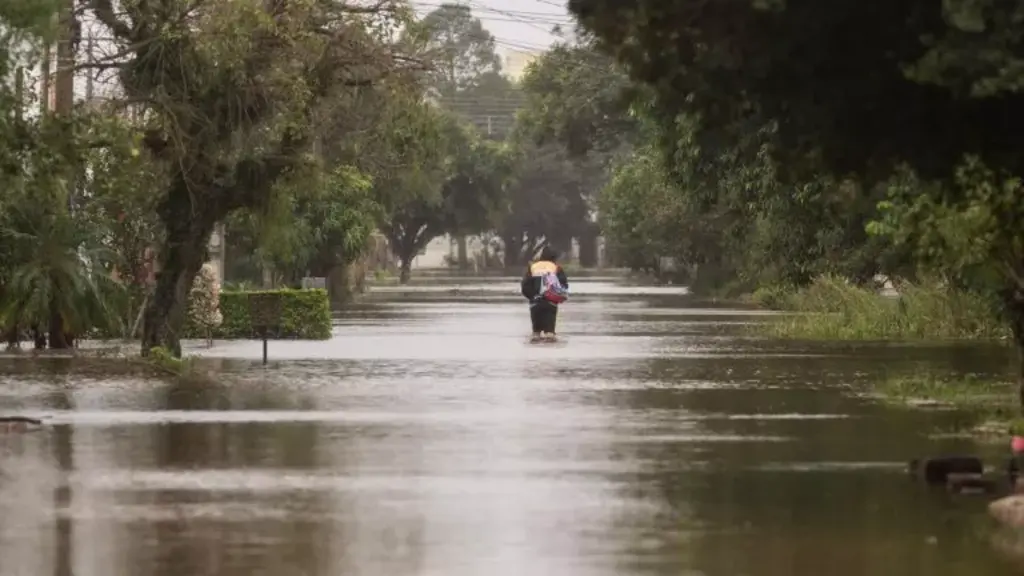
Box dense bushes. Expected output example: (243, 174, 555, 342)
(183, 289, 331, 340)
(757, 275, 1007, 340)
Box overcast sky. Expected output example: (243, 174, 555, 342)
(411, 0, 575, 56)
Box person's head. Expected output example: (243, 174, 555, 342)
(538, 246, 559, 262)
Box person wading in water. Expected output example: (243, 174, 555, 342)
(520, 246, 570, 340)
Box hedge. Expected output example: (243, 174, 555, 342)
(183, 288, 332, 340)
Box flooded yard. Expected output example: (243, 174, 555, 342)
(0, 274, 1020, 575)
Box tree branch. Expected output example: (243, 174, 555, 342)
(88, 0, 134, 40)
(220, 130, 311, 214)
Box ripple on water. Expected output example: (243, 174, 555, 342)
(0, 277, 1013, 576)
(14, 409, 852, 426)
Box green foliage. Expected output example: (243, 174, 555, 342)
(0, 0, 57, 62)
(412, 2, 502, 97)
(517, 40, 638, 157)
(227, 164, 380, 287)
(748, 284, 797, 311)
(500, 39, 633, 267)
(499, 142, 594, 266)
(411, 3, 522, 138)
(597, 143, 685, 274)
(0, 188, 123, 338)
(567, 1, 1024, 407)
(871, 371, 1020, 439)
(760, 275, 1006, 341)
(870, 157, 1024, 295)
(76, 0, 419, 355)
(146, 346, 185, 375)
(378, 93, 511, 280)
(0, 93, 153, 344)
(877, 373, 1009, 409)
(183, 289, 331, 340)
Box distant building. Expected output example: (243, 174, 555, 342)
(502, 48, 541, 82)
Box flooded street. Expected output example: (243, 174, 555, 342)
(0, 274, 1021, 575)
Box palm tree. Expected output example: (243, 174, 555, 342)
(0, 189, 122, 348)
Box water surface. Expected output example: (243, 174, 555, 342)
(0, 274, 1019, 575)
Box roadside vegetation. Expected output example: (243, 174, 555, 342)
(0, 1, 604, 358)
(750, 275, 1008, 341)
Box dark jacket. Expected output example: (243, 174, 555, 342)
(521, 259, 569, 304)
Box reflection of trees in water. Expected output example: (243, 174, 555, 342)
(131, 376, 428, 576)
(609, 352, 1005, 575)
(0, 429, 59, 576)
(140, 378, 332, 576)
(52, 391, 72, 576)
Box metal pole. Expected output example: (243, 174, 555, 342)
(262, 332, 268, 365)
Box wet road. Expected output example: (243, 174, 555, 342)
(0, 274, 1021, 575)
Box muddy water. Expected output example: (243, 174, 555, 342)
(0, 274, 1021, 575)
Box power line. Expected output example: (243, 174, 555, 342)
(463, 0, 568, 37)
(411, 1, 573, 20)
(411, 0, 571, 40)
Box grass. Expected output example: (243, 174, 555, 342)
(753, 274, 1009, 340)
(371, 268, 398, 283)
(0, 343, 212, 384)
(870, 372, 1024, 439)
(875, 373, 1009, 408)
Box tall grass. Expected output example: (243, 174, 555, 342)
(756, 274, 1008, 340)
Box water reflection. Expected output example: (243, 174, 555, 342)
(0, 275, 1020, 575)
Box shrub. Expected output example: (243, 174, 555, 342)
(749, 283, 796, 310)
(759, 274, 1007, 340)
(183, 288, 331, 340)
(187, 263, 223, 339)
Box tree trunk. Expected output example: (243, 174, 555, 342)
(457, 236, 469, 270)
(48, 300, 70, 349)
(141, 210, 215, 358)
(3, 323, 18, 349)
(326, 264, 350, 306)
(391, 228, 420, 285)
(502, 233, 523, 268)
(32, 326, 46, 349)
(578, 229, 598, 268)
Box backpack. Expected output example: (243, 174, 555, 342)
(540, 270, 568, 304)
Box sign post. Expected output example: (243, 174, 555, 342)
(247, 292, 283, 366)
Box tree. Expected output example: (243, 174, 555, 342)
(0, 117, 126, 348)
(1, 6, 150, 347)
(412, 3, 510, 268)
(226, 164, 380, 303)
(375, 96, 452, 283)
(83, 114, 164, 338)
(598, 143, 686, 275)
(378, 97, 508, 283)
(517, 39, 638, 158)
(506, 40, 638, 268)
(82, 0, 417, 356)
(414, 3, 501, 98)
(568, 0, 1024, 405)
(499, 142, 592, 267)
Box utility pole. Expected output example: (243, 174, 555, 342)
(47, 0, 77, 351)
(54, 0, 74, 116)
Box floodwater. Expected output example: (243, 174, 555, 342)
(0, 273, 1022, 575)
